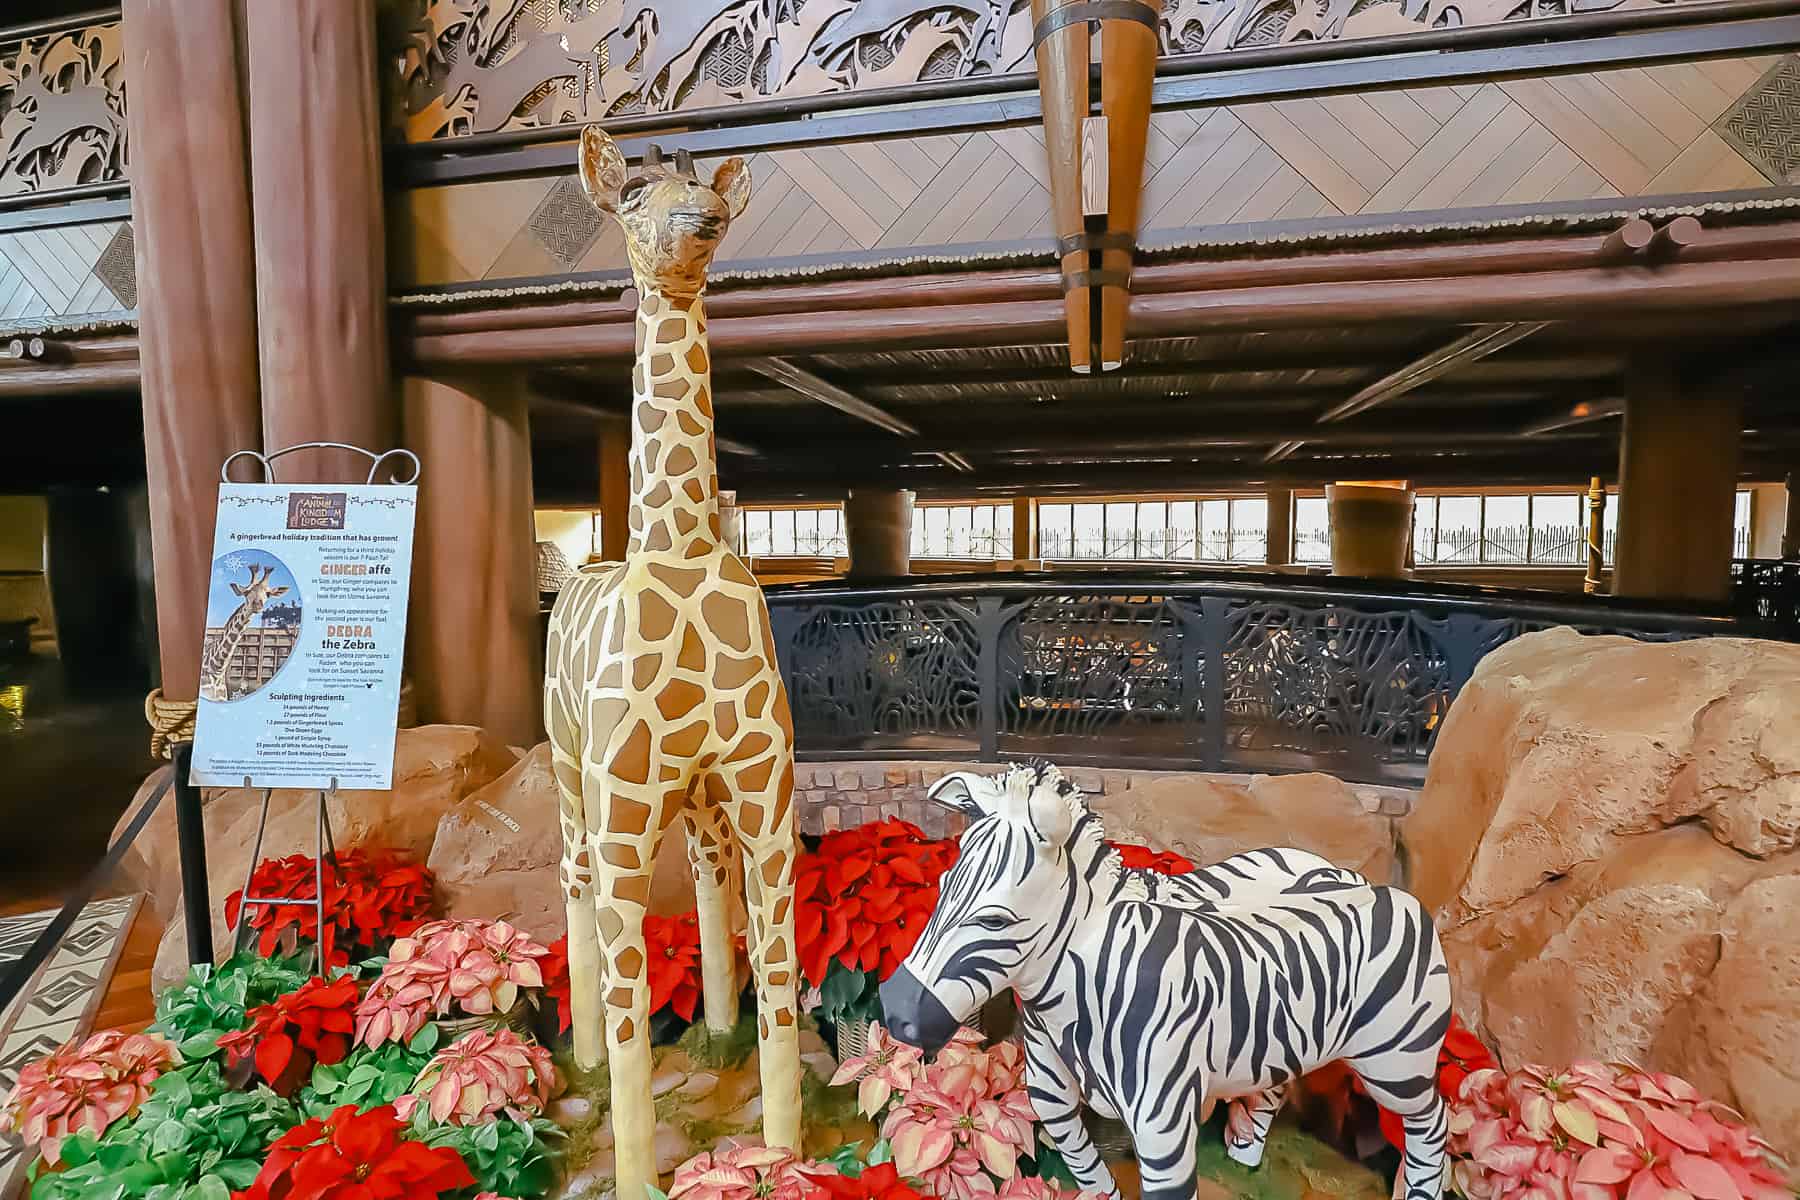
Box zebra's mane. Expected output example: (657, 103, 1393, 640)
(1016, 760, 1152, 903)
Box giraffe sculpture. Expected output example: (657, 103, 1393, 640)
(199, 563, 289, 701)
(543, 126, 802, 1200)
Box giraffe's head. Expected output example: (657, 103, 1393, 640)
(230, 563, 288, 614)
(578, 125, 750, 297)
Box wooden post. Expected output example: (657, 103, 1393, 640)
(845, 489, 914, 578)
(122, 0, 263, 712)
(1031, 0, 1092, 373)
(1265, 489, 1293, 566)
(402, 376, 542, 746)
(1011, 496, 1038, 567)
(1613, 358, 1741, 601)
(1585, 476, 1606, 593)
(245, 2, 393, 481)
(599, 418, 631, 561)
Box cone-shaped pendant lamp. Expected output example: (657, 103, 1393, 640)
(1031, 0, 1161, 373)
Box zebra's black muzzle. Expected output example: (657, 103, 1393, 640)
(879, 965, 958, 1054)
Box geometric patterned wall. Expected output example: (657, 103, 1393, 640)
(0, 221, 134, 325)
(391, 54, 1793, 290)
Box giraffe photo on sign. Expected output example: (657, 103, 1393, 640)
(200, 550, 301, 702)
(190, 479, 418, 791)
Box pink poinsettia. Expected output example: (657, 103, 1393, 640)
(1449, 1061, 1790, 1200)
(667, 1142, 822, 1200)
(393, 1029, 561, 1126)
(354, 918, 552, 1048)
(831, 1022, 926, 1117)
(1, 1030, 174, 1164)
(882, 1029, 1039, 1200)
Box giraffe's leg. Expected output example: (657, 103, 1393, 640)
(555, 754, 604, 1068)
(685, 802, 740, 1033)
(590, 774, 676, 1200)
(712, 763, 803, 1151)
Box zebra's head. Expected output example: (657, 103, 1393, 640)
(881, 761, 1091, 1053)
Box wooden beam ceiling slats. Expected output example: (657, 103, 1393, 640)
(740, 355, 921, 437)
(1315, 320, 1551, 423)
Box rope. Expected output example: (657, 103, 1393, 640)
(144, 689, 197, 761)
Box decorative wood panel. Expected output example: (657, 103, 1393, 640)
(381, 0, 1722, 142)
(389, 55, 1785, 290)
(0, 220, 133, 326)
(0, 21, 126, 197)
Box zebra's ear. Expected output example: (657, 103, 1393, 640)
(1025, 777, 1074, 846)
(926, 771, 987, 817)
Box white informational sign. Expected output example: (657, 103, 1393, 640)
(190, 482, 418, 790)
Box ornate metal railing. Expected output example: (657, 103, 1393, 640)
(766, 572, 1747, 785)
(1731, 558, 1800, 634)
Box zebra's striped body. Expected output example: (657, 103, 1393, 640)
(880, 763, 1452, 1200)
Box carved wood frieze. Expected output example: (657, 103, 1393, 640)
(383, 0, 1702, 142)
(0, 21, 126, 197)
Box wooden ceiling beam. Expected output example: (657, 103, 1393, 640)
(740, 355, 921, 437)
(1317, 322, 1550, 423)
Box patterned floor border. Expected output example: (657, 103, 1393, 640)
(0, 894, 142, 1200)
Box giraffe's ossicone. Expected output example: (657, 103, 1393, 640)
(543, 126, 803, 1200)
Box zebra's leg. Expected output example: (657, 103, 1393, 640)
(1132, 1086, 1202, 1200)
(1350, 1059, 1449, 1200)
(1224, 1082, 1289, 1169)
(1020, 1024, 1119, 1200)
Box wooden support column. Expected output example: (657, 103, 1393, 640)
(245, 2, 393, 480)
(1265, 488, 1293, 566)
(1614, 358, 1741, 601)
(599, 418, 630, 561)
(845, 489, 914, 578)
(1748, 482, 1787, 558)
(402, 376, 542, 747)
(1011, 496, 1038, 566)
(122, 0, 263, 711)
(1785, 472, 1800, 560)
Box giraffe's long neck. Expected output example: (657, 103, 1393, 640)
(203, 603, 255, 679)
(629, 287, 721, 558)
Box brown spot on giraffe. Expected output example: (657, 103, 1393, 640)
(703, 593, 753, 652)
(714, 702, 739, 741)
(639, 407, 666, 434)
(677, 626, 706, 671)
(608, 722, 653, 786)
(631, 655, 661, 691)
(745, 681, 770, 717)
(675, 510, 698, 535)
(639, 592, 676, 641)
(649, 564, 707, 597)
(726, 732, 772, 764)
(610, 794, 653, 835)
(736, 754, 776, 792)
(601, 844, 641, 869)
(665, 445, 698, 477)
(616, 874, 650, 907)
(657, 678, 705, 719)
(644, 480, 672, 508)
(662, 720, 709, 757)
(686, 344, 708, 374)
(677, 411, 705, 437)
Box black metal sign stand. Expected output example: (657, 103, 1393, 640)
(176, 441, 420, 970)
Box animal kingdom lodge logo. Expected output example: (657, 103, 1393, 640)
(286, 492, 347, 529)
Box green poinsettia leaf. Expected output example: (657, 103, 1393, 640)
(867, 1138, 894, 1167)
(193, 1176, 231, 1200)
(407, 1023, 439, 1054)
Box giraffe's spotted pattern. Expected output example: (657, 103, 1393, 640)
(543, 135, 803, 1195)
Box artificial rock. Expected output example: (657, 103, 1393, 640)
(427, 741, 743, 945)
(121, 724, 517, 987)
(1404, 628, 1800, 1160)
(1093, 770, 1398, 883)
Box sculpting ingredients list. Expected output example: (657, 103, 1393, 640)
(191, 482, 418, 789)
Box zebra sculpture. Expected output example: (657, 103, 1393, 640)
(879, 761, 1452, 1200)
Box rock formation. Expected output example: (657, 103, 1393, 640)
(118, 725, 518, 986)
(1094, 770, 1399, 883)
(1403, 627, 1800, 1159)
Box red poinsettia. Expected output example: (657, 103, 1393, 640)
(808, 1162, 930, 1200)
(1276, 1013, 1498, 1156)
(226, 850, 434, 968)
(540, 937, 572, 1034)
(1375, 1014, 1496, 1152)
(233, 1103, 473, 1200)
(795, 818, 959, 987)
(216, 975, 359, 1095)
(540, 911, 707, 1031)
(1108, 842, 1196, 874)
(646, 912, 704, 1022)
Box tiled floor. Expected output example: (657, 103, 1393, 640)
(0, 895, 144, 1197)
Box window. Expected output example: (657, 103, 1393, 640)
(1038, 498, 1268, 563)
(739, 505, 846, 557)
(911, 503, 1013, 558)
(1306, 488, 1755, 568)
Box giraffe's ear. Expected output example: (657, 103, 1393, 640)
(712, 157, 751, 219)
(579, 125, 628, 213)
